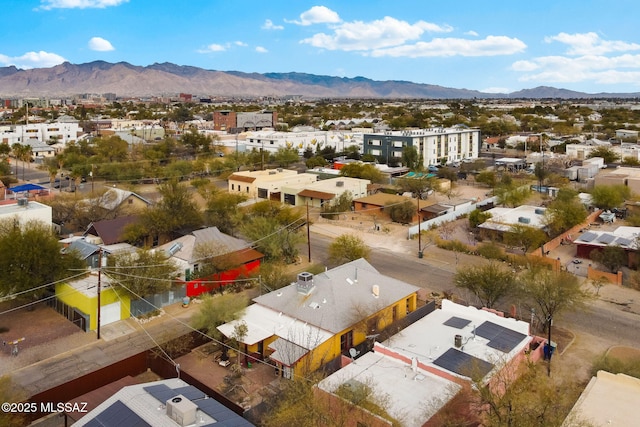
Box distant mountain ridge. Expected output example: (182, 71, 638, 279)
(0, 61, 639, 99)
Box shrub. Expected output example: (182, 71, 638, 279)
(476, 242, 507, 261)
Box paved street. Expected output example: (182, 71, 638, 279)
(11, 304, 194, 397)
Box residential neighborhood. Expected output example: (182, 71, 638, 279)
(2, 89, 640, 427)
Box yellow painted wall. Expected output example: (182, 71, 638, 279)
(289, 293, 418, 378)
(55, 282, 131, 331)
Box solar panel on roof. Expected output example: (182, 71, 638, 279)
(579, 231, 597, 242)
(433, 348, 494, 378)
(616, 237, 633, 247)
(143, 383, 176, 403)
(597, 233, 615, 244)
(475, 321, 527, 353)
(84, 400, 150, 427)
(443, 316, 472, 329)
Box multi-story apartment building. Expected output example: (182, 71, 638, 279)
(0, 122, 81, 146)
(212, 110, 277, 132)
(363, 126, 481, 167)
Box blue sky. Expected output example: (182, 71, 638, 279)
(2, 0, 640, 94)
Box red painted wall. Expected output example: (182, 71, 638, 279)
(185, 259, 261, 297)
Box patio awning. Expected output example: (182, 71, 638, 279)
(268, 338, 309, 367)
(9, 183, 47, 192)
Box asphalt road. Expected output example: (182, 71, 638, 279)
(309, 232, 640, 349)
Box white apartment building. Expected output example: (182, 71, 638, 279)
(0, 122, 81, 146)
(363, 126, 481, 167)
(241, 129, 362, 155)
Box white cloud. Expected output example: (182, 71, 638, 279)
(301, 16, 452, 51)
(288, 6, 340, 26)
(255, 46, 268, 53)
(198, 41, 248, 54)
(262, 19, 284, 30)
(198, 44, 226, 53)
(0, 51, 67, 69)
(465, 30, 479, 37)
(370, 35, 526, 58)
(88, 37, 114, 51)
(513, 32, 640, 88)
(512, 53, 640, 87)
(545, 32, 640, 56)
(38, 0, 128, 10)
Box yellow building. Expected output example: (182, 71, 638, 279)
(218, 259, 420, 379)
(55, 273, 131, 331)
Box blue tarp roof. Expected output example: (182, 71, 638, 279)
(9, 183, 47, 192)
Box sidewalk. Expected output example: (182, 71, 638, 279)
(11, 302, 195, 397)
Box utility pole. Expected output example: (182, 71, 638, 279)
(417, 196, 422, 258)
(97, 248, 102, 340)
(306, 202, 311, 262)
(546, 314, 553, 377)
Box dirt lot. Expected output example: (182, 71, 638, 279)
(0, 301, 92, 374)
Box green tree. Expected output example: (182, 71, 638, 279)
(469, 209, 492, 228)
(384, 200, 416, 224)
(588, 146, 620, 164)
(0, 220, 84, 299)
(94, 135, 129, 162)
(181, 128, 214, 154)
(273, 147, 300, 167)
(401, 146, 420, 170)
(518, 265, 591, 331)
(454, 262, 516, 309)
(475, 170, 498, 188)
(469, 361, 590, 427)
(590, 184, 631, 211)
(204, 191, 247, 235)
(191, 293, 248, 339)
(544, 189, 588, 237)
(494, 182, 530, 207)
(305, 155, 328, 169)
(241, 202, 306, 262)
(395, 176, 438, 198)
(321, 191, 353, 220)
(104, 249, 178, 298)
(504, 224, 548, 254)
(328, 234, 371, 265)
(340, 163, 386, 184)
(590, 245, 627, 273)
(126, 179, 202, 242)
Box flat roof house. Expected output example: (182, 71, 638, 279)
(317, 300, 533, 427)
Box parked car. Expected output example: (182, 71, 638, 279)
(428, 165, 439, 173)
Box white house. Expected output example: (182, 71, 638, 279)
(0, 199, 52, 228)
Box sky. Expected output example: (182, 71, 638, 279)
(2, 0, 640, 94)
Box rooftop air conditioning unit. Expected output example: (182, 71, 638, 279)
(518, 217, 531, 224)
(17, 198, 28, 207)
(166, 395, 197, 427)
(268, 171, 276, 175)
(336, 181, 344, 187)
(534, 208, 545, 215)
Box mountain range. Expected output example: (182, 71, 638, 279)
(0, 61, 639, 100)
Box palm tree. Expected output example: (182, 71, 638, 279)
(11, 143, 31, 181)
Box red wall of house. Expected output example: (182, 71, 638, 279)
(185, 259, 261, 297)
